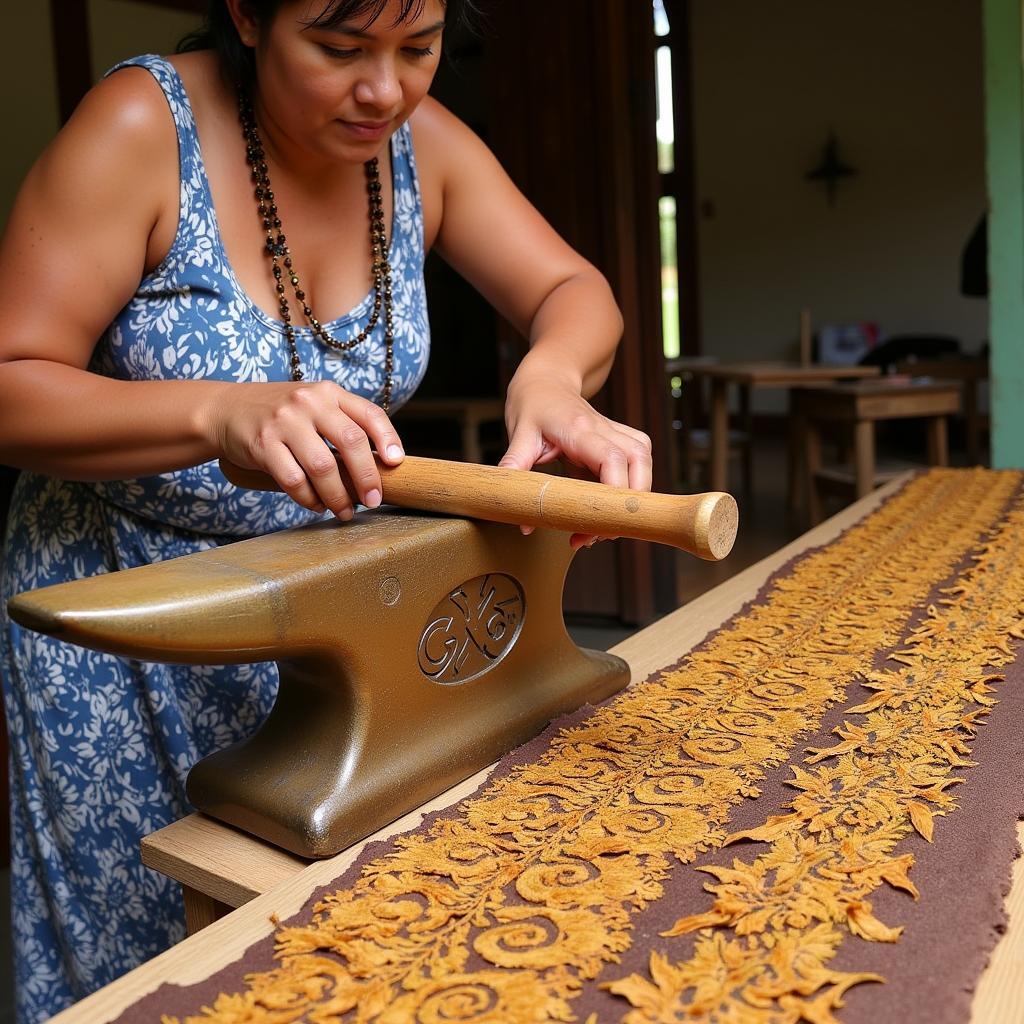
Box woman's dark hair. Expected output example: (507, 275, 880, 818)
(179, 1, 475, 88)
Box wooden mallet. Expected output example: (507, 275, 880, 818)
(220, 454, 739, 561)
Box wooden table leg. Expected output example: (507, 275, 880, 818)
(739, 384, 753, 495)
(853, 420, 875, 498)
(804, 419, 824, 527)
(183, 885, 232, 936)
(461, 415, 483, 465)
(927, 416, 949, 467)
(963, 381, 980, 465)
(710, 379, 729, 493)
(787, 391, 803, 514)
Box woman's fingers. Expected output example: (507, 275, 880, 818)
(289, 429, 356, 519)
(500, 427, 550, 535)
(261, 442, 328, 514)
(219, 382, 405, 517)
(498, 425, 546, 472)
(269, 386, 404, 517)
(625, 431, 653, 491)
(559, 420, 652, 491)
(267, 385, 356, 517)
(352, 398, 405, 467)
(329, 419, 383, 510)
(316, 406, 393, 512)
(561, 428, 630, 489)
(329, 394, 406, 508)
(500, 407, 652, 541)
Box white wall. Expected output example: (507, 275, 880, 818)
(690, 0, 987, 408)
(2, 1, 200, 230)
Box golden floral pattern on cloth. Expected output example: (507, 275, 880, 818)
(163, 469, 1023, 1024)
(608, 478, 1024, 1022)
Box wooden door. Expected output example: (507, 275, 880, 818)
(484, 0, 677, 624)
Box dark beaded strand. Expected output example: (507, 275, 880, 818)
(238, 94, 395, 412)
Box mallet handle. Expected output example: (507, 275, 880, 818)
(220, 455, 738, 561)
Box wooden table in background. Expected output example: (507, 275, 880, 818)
(793, 380, 960, 525)
(894, 357, 989, 465)
(49, 478, 1024, 1024)
(393, 397, 505, 465)
(666, 361, 880, 496)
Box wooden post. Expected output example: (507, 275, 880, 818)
(799, 309, 812, 367)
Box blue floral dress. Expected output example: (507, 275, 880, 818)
(0, 55, 429, 1023)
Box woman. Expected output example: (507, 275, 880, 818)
(0, 0, 652, 1018)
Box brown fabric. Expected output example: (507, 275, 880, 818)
(110, 469, 1024, 1023)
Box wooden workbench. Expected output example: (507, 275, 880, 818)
(50, 477, 1024, 1023)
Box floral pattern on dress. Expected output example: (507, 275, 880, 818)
(0, 54, 429, 1024)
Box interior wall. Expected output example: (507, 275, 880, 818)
(690, 0, 987, 410)
(3, 4, 60, 230)
(2, 2, 200, 230)
(89, 0, 201, 81)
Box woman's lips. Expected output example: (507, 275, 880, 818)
(339, 119, 391, 140)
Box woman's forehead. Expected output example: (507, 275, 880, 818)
(296, 0, 443, 32)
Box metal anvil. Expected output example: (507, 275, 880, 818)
(8, 511, 629, 858)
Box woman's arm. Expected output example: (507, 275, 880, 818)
(0, 69, 401, 519)
(412, 97, 652, 492)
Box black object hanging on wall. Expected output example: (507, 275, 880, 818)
(806, 132, 857, 205)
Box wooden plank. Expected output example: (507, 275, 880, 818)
(673, 361, 880, 385)
(973, 821, 1024, 1022)
(141, 814, 307, 909)
(182, 888, 230, 935)
(857, 389, 960, 420)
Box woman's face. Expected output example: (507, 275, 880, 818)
(250, 0, 445, 165)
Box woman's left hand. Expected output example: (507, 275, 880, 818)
(498, 369, 653, 549)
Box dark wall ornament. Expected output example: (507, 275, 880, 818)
(806, 132, 858, 205)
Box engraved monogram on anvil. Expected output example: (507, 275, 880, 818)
(418, 573, 526, 684)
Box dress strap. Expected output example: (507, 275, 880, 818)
(104, 54, 201, 187)
(103, 55, 211, 281)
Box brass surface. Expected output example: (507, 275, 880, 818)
(8, 510, 629, 858)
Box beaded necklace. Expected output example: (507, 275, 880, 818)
(238, 93, 395, 411)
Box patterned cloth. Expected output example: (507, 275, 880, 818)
(107, 469, 1024, 1024)
(0, 54, 429, 1024)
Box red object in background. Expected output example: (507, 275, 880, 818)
(818, 322, 881, 365)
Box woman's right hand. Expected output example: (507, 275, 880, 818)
(202, 381, 405, 519)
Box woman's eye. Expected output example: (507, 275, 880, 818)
(321, 44, 359, 59)
(403, 46, 435, 58)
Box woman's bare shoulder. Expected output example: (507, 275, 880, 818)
(409, 96, 496, 244)
(67, 61, 177, 154)
(0, 62, 182, 359)
(409, 95, 479, 159)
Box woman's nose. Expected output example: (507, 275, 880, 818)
(353, 60, 402, 112)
